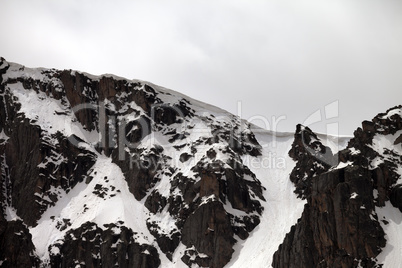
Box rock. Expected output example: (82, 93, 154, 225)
(288, 124, 334, 199)
(390, 185, 402, 212)
(179, 152, 192, 163)
(49, 222, 160, 268)
(115, 147, 162, 201)
(59, 70, 99, 131)
(273, 166, 385, 268)
(362, 120, 376, 132)
(0, 57, 10, 85)
(181, 201, 236, 268)
(394, 133, 402, 145)
(274, 107, 402, 268)
(10, 58, 401, 268)
(199, 172, 220, 197)
(0, 220, 40, 267)
(206, 148, 217, 159)
(3, 116, 95, 226)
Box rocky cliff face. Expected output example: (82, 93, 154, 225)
(273, 106, 402, 268)
(0, 58, 265, 268)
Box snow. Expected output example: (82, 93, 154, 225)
(2, 62, 49, 82)
(16, 76, 343, 267)
(137, 108, 316, 267)
(199, 194, 217, 206)
(316, 133, 350, 153)
(147, 206, 179, 238)
(226, 129, 306, 268)
(152, 82, 229, 116)
(37, 154, 68, 169)
(170, 243, 192, 267)
(332, 161, 353, 170)
(369, 130, 402, 179)
(368, 129, 402, 267)
(370, 157, 384, 169)
(29, 154, 169, 264)
(381, 107, 402, 119)
(373, 189, 379, 200)
(0, 129, 9, 144)
(6, 60, 391, 267)
(350, 192, 358, 199)
(370, 130, 402, 157)
(8, 82, 99, 146)
(224, 127, 347, 268)
(376, 202, 402, 267)
(5, 206, 21, 221)
(349, 147, 361, 155)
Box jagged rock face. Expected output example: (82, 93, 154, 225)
(273, 166, 385, 268)
(49, 222, 160, 268)
(288, 124, 334, 199)
(339, 108, 402, 208)
(0, 57, 265, 267)
(0, 220, 40, 267)
(181, 200, 235, 268)
(4, 121, 96, 226)
(273, 106, 402, 268)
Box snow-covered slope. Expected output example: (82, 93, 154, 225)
(228, 130, 304, 267)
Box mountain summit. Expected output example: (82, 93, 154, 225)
(0, 58, 401, 267)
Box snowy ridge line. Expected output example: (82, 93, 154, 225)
(3, 60, 230, 116)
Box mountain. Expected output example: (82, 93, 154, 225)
(0, 57, 401, 267)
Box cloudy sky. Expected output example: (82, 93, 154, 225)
(1, 0, 401, 135)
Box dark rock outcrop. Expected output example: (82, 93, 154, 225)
(181, 201, 236, 268)
(273, 166, 385, 268)
(49, 222, 160, 268)
(0, 220, 40, 267)
(0, 77, 96, 226)
(288, 124, 334, 199)
(274, 106, 402, 268)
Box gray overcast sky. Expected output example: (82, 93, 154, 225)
(1, 0, 401, 135)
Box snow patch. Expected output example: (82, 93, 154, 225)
(8, 82, 99, 145)
(332, 161, 353, 170)
(350, 192, 358, 199)
(376, 202, 402, 267)
(349, 147, 361, 155)
(0, 129, 9, 144)
(380, 108, 402, 119)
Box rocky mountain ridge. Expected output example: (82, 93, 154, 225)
(0, 58, 265, 267)
(273, 106, 402, 267)
(0, 57, 401, 267)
